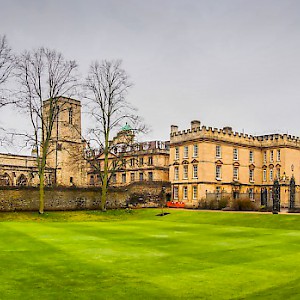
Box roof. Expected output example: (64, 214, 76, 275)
(121, 123, 132, 131)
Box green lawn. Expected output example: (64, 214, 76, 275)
(0, 209, 300, 299)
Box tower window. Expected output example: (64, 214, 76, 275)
(175, 147, 179, 160)
(68, 108, 73, 124)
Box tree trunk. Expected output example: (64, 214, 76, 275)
(39, 147, 47, 214)
(101, 134, 110, 211)
(39, 169, 45, 214)
(101, 176, 108, 211)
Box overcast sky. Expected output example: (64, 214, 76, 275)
(1, 0, 300, 153)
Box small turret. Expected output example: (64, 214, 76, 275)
(191, 120, 201, 130)
(171, 125, 178, 134)
(223, 126, 233, 134)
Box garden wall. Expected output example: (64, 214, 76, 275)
(0, 181, 170, 211)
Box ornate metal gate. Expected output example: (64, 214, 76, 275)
(261, 188, 268, 206)
(289, 176, 295, 210)
(273, 179, 280, 213)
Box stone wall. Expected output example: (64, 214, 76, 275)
(0, 181, 171, 211)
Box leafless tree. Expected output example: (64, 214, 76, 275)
(16, 47, 78, 213)
(0, 35, 14, 106)
(84, 59, 145, 211)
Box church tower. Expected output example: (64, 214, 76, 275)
(44, 97, 87, 186)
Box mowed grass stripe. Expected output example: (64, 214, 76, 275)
(0, 223, 115, 299)
(0, 210, 300, 299)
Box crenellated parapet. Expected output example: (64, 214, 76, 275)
(170, 120, 300, 149)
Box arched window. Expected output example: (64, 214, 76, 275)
(0, 173, 11, 186)
(17, 174, 28, 186)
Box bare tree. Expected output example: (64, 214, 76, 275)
(0, 35, 14, 106)
(16, 47, 78, 214)
(84, 59, 145, 211)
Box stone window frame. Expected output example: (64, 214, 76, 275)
(183, 186, 188, 200)
(183, 146, 189, 159)
(183, 165, 188, 180)
(192, 185, 198, 200)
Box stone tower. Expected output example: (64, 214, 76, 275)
(44, 97, 87, 186)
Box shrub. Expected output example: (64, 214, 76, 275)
(230, 198, 257, 211)
(198, 197, 229, 210)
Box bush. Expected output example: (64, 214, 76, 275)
(230, 198, 257, 211)
(197, 197, 229, 210)
(288, 208, 300, 213)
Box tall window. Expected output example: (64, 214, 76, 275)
(249, 188, 254, 200)
(122, 173, 126, 183)
(68, 107, 73, 124)
(249, 169, 254, 182)
(173, 186, 178, 200)
(193, 165, 198, 178)
(263, 151, 267, 163)
(130, 172, 135, 182)
(122, 159, 126, 168)
(148, 156, 153, 165)
(139, 157, 144, 166)
(249, 150, 254, 163)
(139, 172, 144, 181)
(183, 165, 188, 179)
(277, 150, 281, 161)
(175, 147, 179, 160)
(183, 186, 188, 200)
(233, 167, 239, 180)
(216, 145, 221, 158)
(130, 158, 135, 167)
(192, 186, 198, 200)
(193, 144, 198, 157)
(112, 174, 117, 183)
(174, 166, 179, 180)
(276, 168, 280, 179)
(263, 169, 267, 182)
(233, 148, 238, 161)
(270, 169, 273, 181)
(148, 172, 153, 181)
(216, 165, 221, 180)
(183, 146, 189, 158)
(270, 150, 274, 162)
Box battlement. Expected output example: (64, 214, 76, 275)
(170, 121, 300, 147)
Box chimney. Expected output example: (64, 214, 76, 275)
(223, 126, 233, 134)
(191, 120, 201, 130)
(171, 125, 178, 134)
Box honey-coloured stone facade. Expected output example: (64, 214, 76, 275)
(170, 121, 300, 206)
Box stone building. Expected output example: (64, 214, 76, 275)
(45, 97, 87, 187)
(0, 153, 53, 186)
(169, 120, 300, 206)
(0, 97, 87, 188)
(0, 97, 169, 189)
(87, 136, 170, 186)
